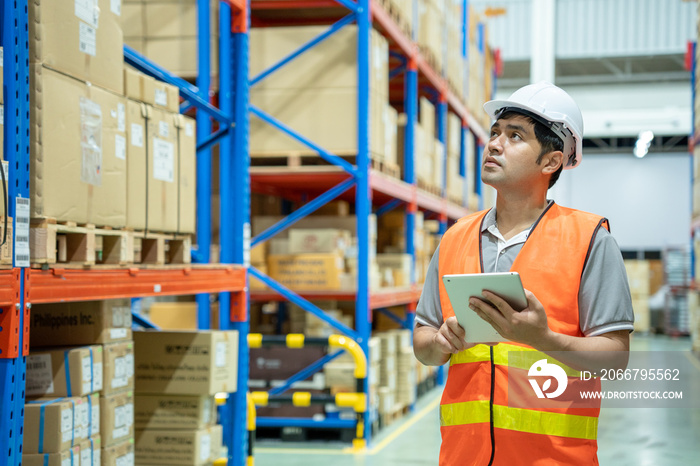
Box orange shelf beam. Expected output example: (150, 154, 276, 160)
(27, 266, 247, 304)
(250, 286, 422, 309)
(0, 269, 23, 358)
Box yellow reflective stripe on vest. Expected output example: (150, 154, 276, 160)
(440, 401, 598, 440)
(450, 344, 582, 377)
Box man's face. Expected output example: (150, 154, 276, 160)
(481, 114, 544, 190)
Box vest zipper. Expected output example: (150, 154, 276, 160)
(488, 345, 496, 466)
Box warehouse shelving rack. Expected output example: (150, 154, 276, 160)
(246, 0, 491, 446)
(1, 1, 252, 465)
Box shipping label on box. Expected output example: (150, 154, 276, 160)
(103, 341, 135, 396)
(101, 391, 134, 448)
(22, 446, 81, 466)
(134, 330, 238, 395)
(29, 0, 124, 94)
(101, 438, 135, 466)
(134, 394, 216, 430)
(26, 345, 103, 397)
(135, 424, 223, 466)
(24, 397, 82, 454)
(147, 106, 179, 232)
(267, 253, 345, 291)
(30, 299, 132, 346)
(126, 99, 148, 229)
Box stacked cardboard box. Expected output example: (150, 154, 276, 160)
(25, 299, 135, 466)
(249, 25, 394, 165)
(690, 291, 700, 356)
(29, 0, 126, 227)
(27, 1, 194, 236)
(122, 0, 219, 79)
(446, 113, 467, 206)
(624, 260, 652, 333)
(124, 67, 196, 234)
(252, 215, 381, 292)
(133, 330, 238, 465)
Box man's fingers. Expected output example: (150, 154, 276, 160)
(482, 290, 516, 317)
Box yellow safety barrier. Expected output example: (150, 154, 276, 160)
(247, 392, 256, 466)
(248, 333, 369, 452)
(329, 335, 367, 379)
(248, 333, 263, 348)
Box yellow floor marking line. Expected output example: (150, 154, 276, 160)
(255, 390, 442, 457)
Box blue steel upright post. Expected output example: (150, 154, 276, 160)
(356, 0, 372, 446)
(437, 98, 448, 234)
(229, 0, 251, 463)
(0, 1, 30, 464)
(404, 56, 418, 334)
(196, 0, 213, 328)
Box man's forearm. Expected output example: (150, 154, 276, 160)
(534, 329, 630, 372)
(413, 324, 451, 366)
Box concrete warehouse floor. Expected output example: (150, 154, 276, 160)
(252, 334, 700, 466)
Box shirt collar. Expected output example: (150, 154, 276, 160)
(480, 199, 555, 234)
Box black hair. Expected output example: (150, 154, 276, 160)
(497, 110, 564, 189)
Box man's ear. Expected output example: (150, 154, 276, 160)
(540, 151, 563, 175)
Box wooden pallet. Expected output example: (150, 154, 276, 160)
(251, 151, 402, 179)
(29, 218, 191, 267)
(379, 402, 410, 428)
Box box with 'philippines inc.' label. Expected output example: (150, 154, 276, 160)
(134, 330, 238, 395)
(26, 345, 103, 398)
(29, 299, 132, 347)
(103, 341, 135, 396)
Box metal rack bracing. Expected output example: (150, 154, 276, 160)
(1, 1, 251, 465)
(246, 0, 492, 448)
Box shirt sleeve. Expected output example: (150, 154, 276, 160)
(578, 227, 635, 336)
(415, 244, 444, 329)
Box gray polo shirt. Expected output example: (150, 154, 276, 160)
(415, 204, 635, 337)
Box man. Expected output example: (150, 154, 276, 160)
(413, 82, 634, 465)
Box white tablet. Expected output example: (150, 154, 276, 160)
(442, 272, 528, 344)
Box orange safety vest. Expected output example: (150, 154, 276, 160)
(437, 202, 608, 466)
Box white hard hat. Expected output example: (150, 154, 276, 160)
(483, 81, 583, 169)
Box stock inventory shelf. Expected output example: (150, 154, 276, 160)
(250, 166, 470, 220)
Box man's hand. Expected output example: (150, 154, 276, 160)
(434, 316, 473, 354)
(414, 317, 474, 366)
(469, 289, 550, 347)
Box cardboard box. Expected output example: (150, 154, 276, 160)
(79, 434, 102, 466)
(103, 341, 135, 396)
(250, 86, 387, 159)
(134, 330, 238, 395)
(135, 424, 223, 465)
(175, 114, 197, 234)
(23, 446, 80, 466)
(124, 67, 142, 101)
(102, 439, 135, 466)
(126, 99, 148, 230)
(250, 25, 387, 95)
(30, 299, 132, 347)
(24, 397, 80, 454)
(30, 65, 127, 227)
(29, 0, 124, 94)
(267, 253, 345, 291)
(288, 229, 352, 254)
(26, 345, 104, 398)
(147, 106, 179, 232)
(101, 391, 135, 447)
(134, 394, 216, 430)
(153, 81, 180, 113)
